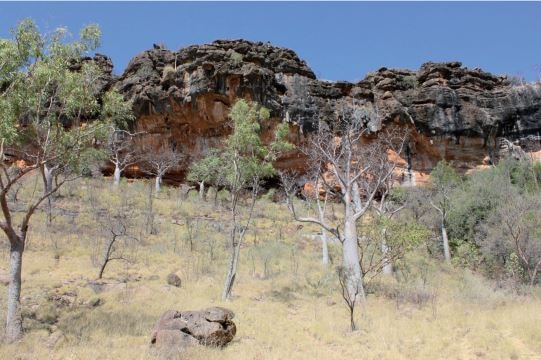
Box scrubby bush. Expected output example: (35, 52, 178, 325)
(413, 158, 541, 286)
(161, 64, 176, 81)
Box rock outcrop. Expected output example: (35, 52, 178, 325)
(150, 307, 236, 350)
(112, 39, 541, 184)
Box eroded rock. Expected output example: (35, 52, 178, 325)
(150, 307, 236, 350)
(110, 40, 541, 183)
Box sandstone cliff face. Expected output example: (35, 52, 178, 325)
(112, 40, 541, 184)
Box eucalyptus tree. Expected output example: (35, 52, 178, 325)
(189, 99, 293, 300)
(187, 151, 222, 200)
(0, 19, 132, 342)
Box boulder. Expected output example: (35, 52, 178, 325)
(150, 307, 236, 350)
(166, 273, 182, 287)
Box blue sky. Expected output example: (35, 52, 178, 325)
(1, 2, 540, 82)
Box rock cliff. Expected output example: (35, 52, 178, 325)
(112, 39, 541, 184)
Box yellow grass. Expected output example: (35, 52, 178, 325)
(0, 178, 540, 359)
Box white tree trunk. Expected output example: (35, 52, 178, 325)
(342, 206, 365, 303)
(222, 227, 243, 300)
(43, 165, 53, 194)
(321, 232, 330, 266)
(404, 168, 416, 187)
(199, 181, 206, 201)
(155, 175, 161, 192)
(43, 165, 54, 224)
(113, 164, 121, 186)
(352, 182, 362, 213)
(316, 191, 330, 266)
(381, 228, 393, 275)
(5, 240, 23, 343)
(441, 223, 451, 262)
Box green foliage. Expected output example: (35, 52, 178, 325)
(0, 18, 132, 179)
(416, 157, 541, 285)
(500, 157, 541, 193)
(187, 152, 222, 184)
(0, 97, 18, 145)
(361, 213, 430, 280)
(430, 160, 461, 190)
(161, 65, 176, 81)
(0, 18, 135, 188)
(229, 50, 243, 66)
(388, 186, 408, 204)
(400, 75, 418, 89)
(1, 20, 104, 144)
(79, 24, 101, 51)
(504, 252, 525, 282)
(100, 90, 134, 130)
(427, 160, 462, 223)
(451, 239, 481, 269)
(188, 99, 294, 191)
(136, 64, 154, 79)
(383, 217, 430, 251)
(446, 168, 506, 243)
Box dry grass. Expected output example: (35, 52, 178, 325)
(0, 178, 540, 360)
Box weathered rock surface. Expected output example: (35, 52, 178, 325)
(150, 307, 236, 350)
(112, 39, 541, 183)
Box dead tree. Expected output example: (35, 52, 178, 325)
(283, 168, 334, 266)
(338, 266, 359, 331)
(369, 145, 406, 275)
(108, 129, 142, 186)
(93, 192, 139, 279)
(282, 112, 407, 314)
(140, 145, 183, 192)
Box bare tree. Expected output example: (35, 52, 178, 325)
(92, 190, 139, 279)
(283, 169, 334, 266)
(184, 216, 199, 252)
(337, 266, 359, 331)
(317, 189, 332, 266)
(108, 129, 142, 186)
(282, 113, 407, 313)
(140, 145, 183, 192)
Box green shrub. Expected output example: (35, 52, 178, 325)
(229, 50, 243, 66)
(161, 65, 176, 81)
